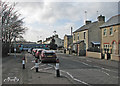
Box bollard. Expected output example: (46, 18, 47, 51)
(22, 56, 25, 69)
(56, 58, 60, 77)
(35, 59, 39, 72)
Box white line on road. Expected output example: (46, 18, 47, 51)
(31, 66, 35, 70)
(47, 64, 54, 67)
(44, 67, 53, 70)
(94, 66, 118, 73)
(47, 64, 90, 85)
(38, 67, 53, 71)
(100, 70, 110, 76)
(60, 70, 91, 86)
(82, 62, 91, 66)
(40, 64, 46, 67)
(86, 60, 92, 62)
(66, 72, 74, 79)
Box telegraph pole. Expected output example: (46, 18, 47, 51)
(14, 35, 16, 58)
(85, 11, 87, 21)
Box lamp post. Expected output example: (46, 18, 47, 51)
(14, 35, 16, 58)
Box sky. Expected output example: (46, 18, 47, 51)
(2, 0, 119, 42)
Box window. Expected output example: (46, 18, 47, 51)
(74, 34, 75, 40)
(77, 33, 79, 40)
(109, 27, 113, 35)
(84, 32, 86, 39)
(104, 29, 107, 36)
(104, 44, 110, 53)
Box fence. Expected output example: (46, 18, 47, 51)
(2, 43, 9, 57)
(87, 47, 100, 53)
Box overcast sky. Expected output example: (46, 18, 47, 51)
(2, 0, 119, 42)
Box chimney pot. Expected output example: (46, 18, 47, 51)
(85, 20, 91, 25)
(97, 15, 105, 22)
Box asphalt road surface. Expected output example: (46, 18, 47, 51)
(2, 52, 120, 86)
(57, 53, 119, 85)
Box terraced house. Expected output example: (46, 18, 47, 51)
(64, 35, 73, 53)
(72, 15, 105, 56)
(100, 14, 120, 61)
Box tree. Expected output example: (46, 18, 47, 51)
(50, 38, 57, 50)
(0, 1, 27, 56)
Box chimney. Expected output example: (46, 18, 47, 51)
(71, 27, 73, 36)
(85, 20, 91, 25)
(97, 15, 105, 22)
(55, 34, 58, 38)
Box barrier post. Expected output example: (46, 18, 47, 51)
(56, 58, 60, 77)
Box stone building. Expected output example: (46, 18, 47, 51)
(100, 14, 120, 61)
(73, 15, 105, 56)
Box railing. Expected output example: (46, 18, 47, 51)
(87, 47, 100, 53)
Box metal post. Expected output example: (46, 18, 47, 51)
(56, 59, 60, 77)
(14, 37, 16, 58)
(35, 59, 39, 72)
(22, 56, 25, 69)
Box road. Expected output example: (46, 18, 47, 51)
(2, 52, 119, 86)
(2, 52, 71, 85)
(57, 53, 119, 85)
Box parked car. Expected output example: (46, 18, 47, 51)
(23, 48, 30, 51)
(32, 48, 38, 56)
(35, 49, 45, 59)
(40, 50, 57, 63)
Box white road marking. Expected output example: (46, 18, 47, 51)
(101, 68, 111, 71)
(38, 67, 53, 71)
(60, 70, 90, 86)
(94, 66, 118, 73)
(66, 72, 74, 79)
(86, 60, 92, 62)
(31, 66, 35, 70)
(100, 70, 110, 76)
(82, 62, 91, 66)
(40, 64, 46, 67)
(47, 64, 54, 67)
(44, 67, 53, 70)
(44, 63, 118, 84)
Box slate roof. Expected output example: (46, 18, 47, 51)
(65, 35, 72, 38)
(100, 14, 120, 28)
(73, 21, 98, 33)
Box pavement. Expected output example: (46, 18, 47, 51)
(2, 52, 72, 85)
(2, 52, 120, 85)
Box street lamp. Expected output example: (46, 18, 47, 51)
(14, 34, 17, 58)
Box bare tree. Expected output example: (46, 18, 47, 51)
(0, 1, 27, 55)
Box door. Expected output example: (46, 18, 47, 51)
(112, 41, 116, 54)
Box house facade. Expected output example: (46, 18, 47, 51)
(100, 14, 120, 61)
(73, 15, 105, 56)
(64, 35, 73, 50)
(73, 29, 88, 56)
(88, 15, 105, 50)
(43, 34, 64, 48)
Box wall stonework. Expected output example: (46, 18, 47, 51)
(86, 51, 101, 59)
(101, 25, 119, 55)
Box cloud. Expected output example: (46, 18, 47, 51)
(13, 2, 118, 41)
(23, 25, 52, 42)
